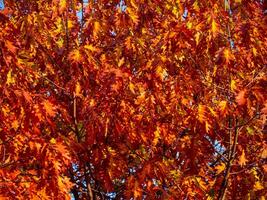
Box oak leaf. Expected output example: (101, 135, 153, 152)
(43, 100, 57, 117)
(239, 149, 248, 167)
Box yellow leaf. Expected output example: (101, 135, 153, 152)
(67, 19, 74, 29)
(153, 126, 161, 146)
(254, 181, 264, 191)
(219, 101, 227, 112)
(50, 138, 56, 144)
(187, 21, 193, 29)
(127, 7, 139, 24)
(211, 19, 218, 37)
(89, 99, 95, 107)
(156, 66, 168, 81)
(2, 106, 10, 116)
(84, 44, 98, 52)
(230, 79, 237, 91)
(68, 49, 82, 63)
(208, 106, 217, 117)
(215, 163, 226, 174)
(129, 82, 135, 93)
(239, 150, 247, 167)
(118, 57, 125, 67)
(194, 177, 207, 190)
(34, 188, 50, 200)
(56, 38, 64, 48)
(225, 0, 230, 10)
(193, 1, 200, 12)
(59, 0, 67, 13)
(207, 195, 213, 200)
(195, 32, 201, 45)
(252, 47, 257, 56)
(57, 176, 73, 193)
(224, 48, 234, 63)
(6, 69, 15, 85)
(235, 0, 242, 3)
(75, 82, 81, 97)
(54, 17, 64, 34)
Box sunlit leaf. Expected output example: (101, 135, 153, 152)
(6, 69, 15, 85)
(127, 7, 139, 24)
(239, 149, 247, 167)
(215, 163, 225, 174)
(230, 79, 237, 91)
(43, 100, 57, 117)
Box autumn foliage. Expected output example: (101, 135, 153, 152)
(0, 0, 266, 199)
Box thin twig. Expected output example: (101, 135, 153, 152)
(218, 118, 239, 200)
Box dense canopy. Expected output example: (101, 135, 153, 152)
(0, 0, 266, 199)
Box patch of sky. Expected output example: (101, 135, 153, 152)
(204, 135, 226, 168)
(0, 0, 4, 10)
(182, 8, 188, 21)
(117, 0, 127, 12)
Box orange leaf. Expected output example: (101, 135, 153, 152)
(224, 48, 234, 63)
(93, 21, 101, 38)
(236, 90, 246, 105)
(198, 104, 206, 123)
(43, 100, 57, 117)
(239, 149, 248, 167)
(59, 0, 67, 13)
(68, 49, 83, 63)
(5, 40, 17, 53)
(75, 82, 82, 97)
